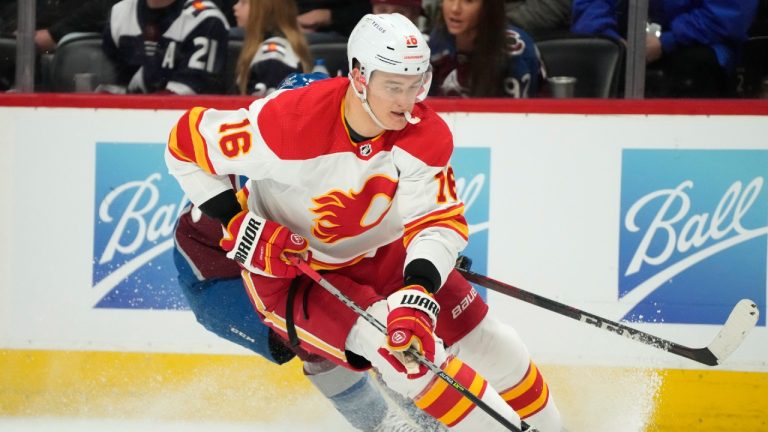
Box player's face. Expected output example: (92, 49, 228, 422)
(233, 0, 250, 28)
(442, 0, 482, 39)
(366, 71, 425, 130)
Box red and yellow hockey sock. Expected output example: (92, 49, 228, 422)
(500, 361, 550, 419)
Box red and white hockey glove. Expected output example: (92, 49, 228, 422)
(378, 285, 439, 379)
(220, 210, 309, 278)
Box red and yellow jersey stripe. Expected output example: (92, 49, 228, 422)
(402, 203, 469, 249)
(168, 106, 217, 174)
(241, 271, 347, 363)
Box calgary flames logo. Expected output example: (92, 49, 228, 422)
(311, 175, 398, 243)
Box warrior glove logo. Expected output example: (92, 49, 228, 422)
(234, 217, 263, 264)
(391, 330, 408, 345)
(399, 293, 440, 317)
(290, 233, 306, 246)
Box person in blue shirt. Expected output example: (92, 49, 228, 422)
(429, 0, 544, 98)
(571, 0, 759, 97)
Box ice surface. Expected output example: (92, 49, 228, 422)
(0, 365, 663, 432)
(0, 418, 354, 432)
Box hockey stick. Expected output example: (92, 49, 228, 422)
(288, 256, 522, 432)
(456, 263, 759, 366)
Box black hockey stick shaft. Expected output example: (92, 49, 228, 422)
(458, 268, 727, 366)
(289, 257, 522, 432)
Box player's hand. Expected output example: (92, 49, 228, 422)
(377, 285, 439, 379)
(220, 210, 309, 278)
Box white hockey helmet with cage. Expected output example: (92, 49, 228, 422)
(347, 13, 431, 102)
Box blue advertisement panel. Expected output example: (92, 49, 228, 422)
(619, 149, 767, 325)
(452, 147, 490, 277)
(92, 143, 491, 310)
(92, 143, 188, 309)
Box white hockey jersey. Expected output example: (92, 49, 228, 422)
(166, 77, 468, 287)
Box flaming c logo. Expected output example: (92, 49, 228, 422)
(311, 175, 398, 243)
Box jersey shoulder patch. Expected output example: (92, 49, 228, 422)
(178, 0, 229, 28)
(184, 0, 216, 14)
(163, 0, 228, 41)
(253, 36, 300, 66)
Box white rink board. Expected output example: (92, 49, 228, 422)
(0, 106, 765, 372)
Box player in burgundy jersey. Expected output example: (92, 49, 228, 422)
(166, 13, 563, 432)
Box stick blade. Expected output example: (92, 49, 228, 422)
(706, 299, 760, 364)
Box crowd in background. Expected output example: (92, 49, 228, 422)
(0, 0, 766, 98)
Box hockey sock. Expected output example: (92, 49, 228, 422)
(304, 363, 387, 430)
(500, 361, 562, 432)
(454, 317, 563, 432)
(413, 356, 521, 430)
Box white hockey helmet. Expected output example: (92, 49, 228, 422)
(347, 13, 431, 101)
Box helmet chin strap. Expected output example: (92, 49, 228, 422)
(349, 75, 420, 129)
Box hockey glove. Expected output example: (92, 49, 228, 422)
(378, 285, 439, 379)
(220, 210, 309, 278)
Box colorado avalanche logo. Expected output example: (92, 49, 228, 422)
(311, 175, 398, 243)
(506, 29, 525, 56)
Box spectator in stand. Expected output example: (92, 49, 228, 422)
(296, 0, 371, 43)
(571, 0, 759, 97)
(429, 0, 543, 97)
(1, 0, 76, 38)
(35, 0, 120, 53)
(232, 0, 312, 95)
(748, 0, 768, 36)
(370, 0, 423, 28)
(103, 0, 229, 94)
(0, 0, 118, 52)
(505, 0, 571, 39)
(0, 0, 113, 90)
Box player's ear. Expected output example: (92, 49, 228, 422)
(351, 67, 366, 93)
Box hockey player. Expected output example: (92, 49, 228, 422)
(173, 72, 442, 432)
(103, 0, 229, 94)
(166, 13, 563, 432)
